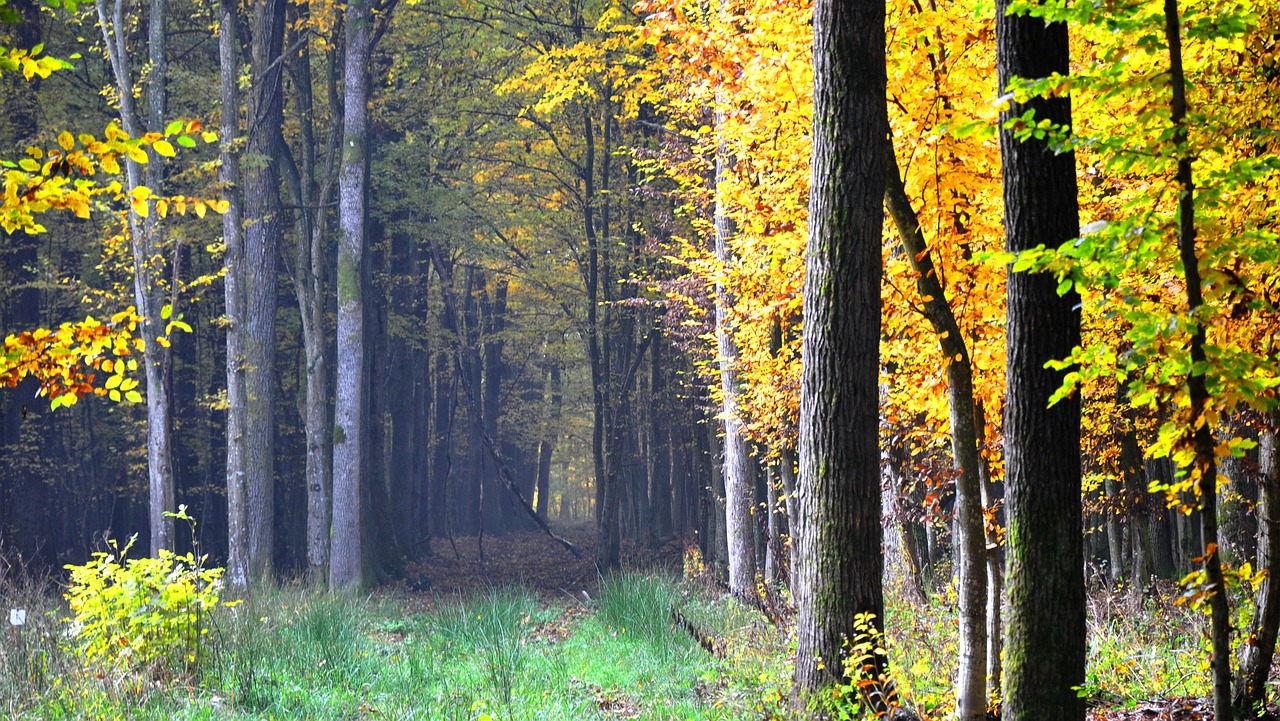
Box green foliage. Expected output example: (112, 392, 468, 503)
(596, 573, 682, 649)
(62, 509, 235, 678)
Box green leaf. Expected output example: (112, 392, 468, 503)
(125, 390, 143, 403)
(176, 135, 197, 148)
(164, 120, 184, 136)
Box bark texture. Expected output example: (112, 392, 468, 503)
(95, 0, 176, 556)
(330, 0, 371, 591)
(792, 0, 888, 709)
(244, 0, 287, 580)
(218, 0, 249, 588)
(1164, 2, 1229, 715)
(884, 142, 987, 721)
(1237, 414, 1280, 717)
(996, 0, 1085, 717)
(714, 144, 758, 597)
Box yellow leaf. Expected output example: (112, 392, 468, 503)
(58, 131, 74, 151)
(194, 201, 206, 219)
(153, 140, 175, 157)
(127, 146, 148, 164)
(125, 390, 143, 403)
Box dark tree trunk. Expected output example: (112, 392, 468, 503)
(243, 0, 287, 580)
(1237, 413, 1280, 717)
(1164, 2, 1229, 714)
(996, 0, 1085, 716)
(791, 0, 888, 710)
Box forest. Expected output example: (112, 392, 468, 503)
(0, 0, 1277, 717)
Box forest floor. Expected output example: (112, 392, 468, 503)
(0, 527, 1264, 719)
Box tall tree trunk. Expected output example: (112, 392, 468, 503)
(243, 0, 286, 580)
(330, 0, 371, 591)
(1164, 2, 1229, 714)
(282, 4, 338, 578)
(218, 0, 249, 588)
(95, 0, 176, 556)
(884, 140, 986, 721)
(713, 124, 758, 598)
(996, 0, 1085, 715)
(1237, 412, 1280, 717)
(537, 361, 562, 522)
(791, 0, 888, 711)
(481, 280, 509, 534)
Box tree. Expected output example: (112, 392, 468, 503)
(94, 0, 177, 555)
(330, 0, 374, 591)
(218, 0, 248, 589)
(996, 0, 1085, 716)
(243, 0, 288, 581)
(883, 141, 986, 721)
(791, 0, 888, 712)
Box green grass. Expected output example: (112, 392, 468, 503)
(0, 569, 1222, 720)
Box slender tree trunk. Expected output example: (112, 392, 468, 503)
(95, 0, 176, 556)
(282, 6, 338, 577)
(1164, 2, 1229, 715)
(1237, 413, 1280, 717)
(996, 0, 1085, 715)
(884, 140, 986, 721)
(218, 0, 249, 588)
(537, 361, 562, 522)
(713, 127, 758, 598)
(792, 0, 888, 710)
(330, 0, 371, 591)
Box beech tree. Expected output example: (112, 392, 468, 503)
(996, 0, 1085, 716)
(791, 0, 888, 712)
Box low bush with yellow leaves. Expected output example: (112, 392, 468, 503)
(62, 507, 236, 681)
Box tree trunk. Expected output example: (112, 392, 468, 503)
(218, 0, 249, 588)
(713, 131, 758, 598)
(281, 5, 337, 578)
(330, 0, 371, 591)
(1237, 413, 1280, 717)
(242, 0, 286, 581)
(1164, 2, 1229, 715)
(884, 140, 986, 721)
(95, 0, 176, 556)
(996, 0, 1085, 715)
(792, 0, 888, 710)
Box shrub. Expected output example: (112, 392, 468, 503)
(62, 507, 235, 679)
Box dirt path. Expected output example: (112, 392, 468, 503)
(399, 526, 692, 601)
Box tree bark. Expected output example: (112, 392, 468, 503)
(330, 0, 372, 591)
(792, 0, 888, 710)
(242, 0, 286, 581)
(996, 0, 1085, 716)
(218, 0, 249, 588)
(282, 4, 338, 578)
(1237, 413, 1280, 717)
(95, 0, 176, 556)
(1164, 2, 1229, 715)
(713, 126, 758, 598)
(884, 140, 986, 721)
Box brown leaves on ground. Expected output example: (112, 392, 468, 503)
(400, 526, 691, 600)
(1090, 697, 1278, 721)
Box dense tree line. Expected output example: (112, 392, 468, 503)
(0, 0, 1278, 716)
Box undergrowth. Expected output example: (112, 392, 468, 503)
(0, 564, 1220, 720)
